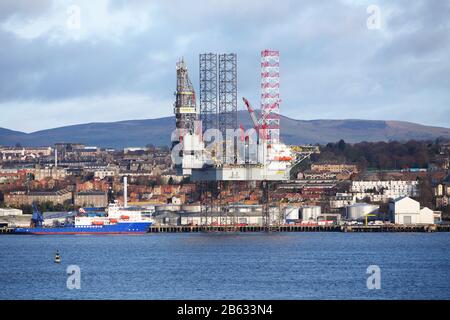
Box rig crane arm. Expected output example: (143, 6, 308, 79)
(242, 97, 269, 141)
(242, 97, 259, 130)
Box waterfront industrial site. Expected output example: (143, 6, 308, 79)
(0, 50, 449, 233)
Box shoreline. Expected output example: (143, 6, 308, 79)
(2, 224, 450, 234)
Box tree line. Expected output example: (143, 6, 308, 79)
(312, 139, 444, 170)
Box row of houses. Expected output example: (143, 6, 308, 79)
(351, 180, 419, 202)
(0, 147, 52, 161)
(4, 189, 108, 208)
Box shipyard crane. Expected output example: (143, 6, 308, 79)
(242, 97, 269, 141)
(243, 97, 259, 130)
(31, 203, 44, 227)
(242, 97, 313, 179)
(364, 213, 377, 226)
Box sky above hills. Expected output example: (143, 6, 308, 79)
(0, 0, 449, 132)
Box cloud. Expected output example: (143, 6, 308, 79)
(1, 0, 155, 43)
(0, 93, 172, 132)
(0, 0, 52, 20)
(0, 0, 449, 131)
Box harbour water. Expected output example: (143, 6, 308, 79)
(1, 233, 449, 300)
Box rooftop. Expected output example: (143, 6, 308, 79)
(76, 191, 106, 196)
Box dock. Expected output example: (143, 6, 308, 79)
(148, 224, 450, 233)
(1, 225, 449, 234)
(148, 225, 341, 233)
(0, 227, 14, 234)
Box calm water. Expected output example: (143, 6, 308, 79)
(0, 233, 449, 300)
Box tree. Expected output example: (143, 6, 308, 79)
(441, 205, 450, 222)
(181, 177, 191, 185)
(19, 204, 33, 215)
(416, 177, 433, 209)
(316, 139, 435, 170)
(338, 139, 346, 152)
(38, 201, 56, 212)
(378, 202, 390, 221)
(63, 199, 73, 211)
(362, 196, 372, 204)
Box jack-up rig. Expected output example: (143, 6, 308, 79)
(171, 51, 312, 229)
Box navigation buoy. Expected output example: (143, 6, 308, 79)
(54, 250, 61, 263)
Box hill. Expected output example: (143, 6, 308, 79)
(1, 111, 449, 148)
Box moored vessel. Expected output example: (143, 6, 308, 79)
(14, 202, 153, 235)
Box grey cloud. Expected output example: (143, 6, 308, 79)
(0, 0, 449, 130)
(0, 0, 51, 20)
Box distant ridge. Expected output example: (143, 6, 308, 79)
(1, 111, 449, 148)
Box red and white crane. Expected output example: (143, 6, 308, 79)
(242, 97, 269, 141)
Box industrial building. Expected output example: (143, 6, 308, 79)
(153, 208, 263, 227)
(179, 211, 264, 227)
(345, 203, 379, 221)
(389, 196, 441, 225)
(0, 214, 33, 227)
(301, 206, 321, 221)
(0, 208, 23, 216)
(284, 206, 300, 222)
(150, 203, 300, 226)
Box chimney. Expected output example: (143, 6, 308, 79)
(123, 176, 128, 208)
(54, 148, 58, 180)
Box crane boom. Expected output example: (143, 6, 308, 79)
(242, 97, 259, 130)
(242, 97, 269, 141)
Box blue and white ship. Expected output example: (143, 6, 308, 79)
(14, 202, 153, 235)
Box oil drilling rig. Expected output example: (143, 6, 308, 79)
(171, 51, 312, 228)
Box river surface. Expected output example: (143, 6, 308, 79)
(0, 233, 449, 299)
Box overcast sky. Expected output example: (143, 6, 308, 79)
(0, 0, 449, 132)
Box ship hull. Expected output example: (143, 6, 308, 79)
(13, 221, 152, 235)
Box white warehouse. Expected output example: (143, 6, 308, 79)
(389, 196, 440, 225)
(0, 208, 23, 216)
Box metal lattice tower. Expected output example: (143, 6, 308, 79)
(174, 58, 197, 139)
(218, 53, 237, 162)
(199, 53, 218, 134)
(261, 50, 280, 144)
